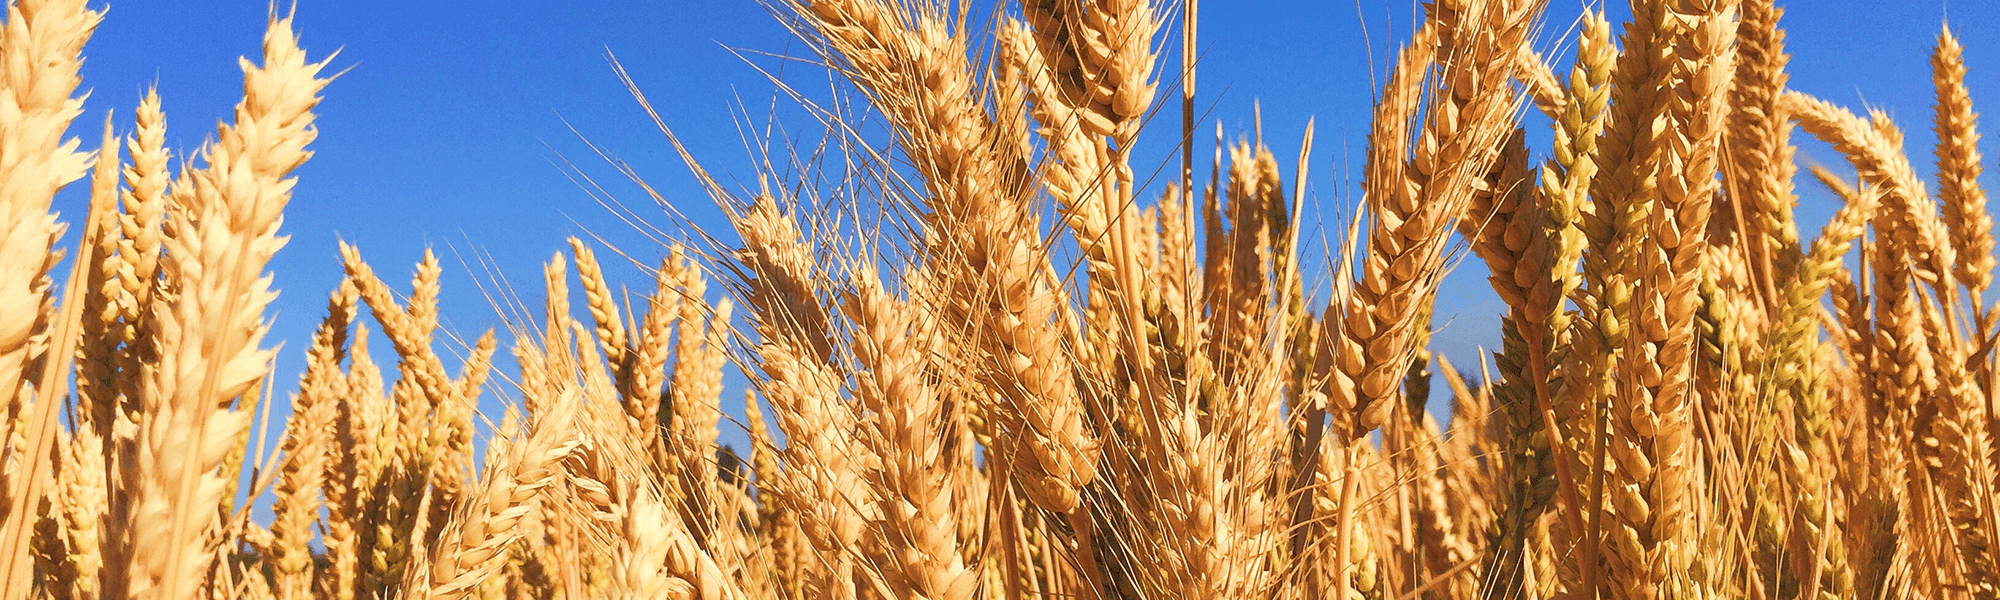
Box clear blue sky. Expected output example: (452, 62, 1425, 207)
(50, 1, 2000, 461)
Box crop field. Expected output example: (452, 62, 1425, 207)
(0, 1, 1996, 599)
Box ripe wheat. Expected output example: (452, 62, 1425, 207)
(0, 1, 1997, 600)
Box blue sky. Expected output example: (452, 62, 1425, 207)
(52, 1, 2000, 462)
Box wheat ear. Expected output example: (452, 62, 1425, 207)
(1932, 26, 1994, 331)
(1764, 177, 1878, 600)
(322, 320, 385, 600)
(733, 194, 871, 600)
(415, 388, 586, 600)
(119, 15, 326, 600)
(845, 269, 976, 600)
(270, 281, 357, 599)
(1914, 39, 2000, 583)
(1787, 91, 1958, 316)
(622, 247, 685, 453)
(1600, 3, 1735, 599)
(1922, 346, 2000, 600)
(0, 2, 101, 591)
(568, 237, 629, 370)
(0, 0, 98, 436)
(1723, 0, 1801, 301)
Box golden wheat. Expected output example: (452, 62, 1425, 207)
(2, 2, 1998, 600)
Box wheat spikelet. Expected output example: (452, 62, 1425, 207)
(1790, 96, 1971, 594)
(731, 196, 831, 364)
(1135, 194, 1288, 600)
(1056, 0, 1162, 149)
(714, 198, 834, 570)
(322, 320, 385, 600)
(1802, 169, 1908, 599)
(539, 254, 580, 392)
(756, 323, 863, 600)
(1319, 18, 1436, 459)
(570, 398, 745, 600)
(349, 251, 479, 481)
(413, 253, 473, 503)
(1517, 47, 1566, 119)
(610, 477, 694, 600)
(1309, 21, 1430, 592)
(457, 330, 497, 403)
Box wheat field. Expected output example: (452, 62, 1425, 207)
(0, 0, 1996, 599)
